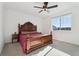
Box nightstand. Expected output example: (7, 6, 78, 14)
(12, 32, 18, 43)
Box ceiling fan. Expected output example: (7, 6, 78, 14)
(34, 2, 58, 13)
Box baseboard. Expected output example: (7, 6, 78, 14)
(0, 43, 4, 55)
(0, 49, 2, 54)
(54, 39, 79, 46)
(5, 40, 11, 44)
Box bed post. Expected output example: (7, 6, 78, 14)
(50, 31, 53, 43)
(18, 24, 20, 42)
(18, 24, 21, 34)
(35, 25, 37, 31)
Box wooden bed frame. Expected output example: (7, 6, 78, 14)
(18, 22, 53, 54)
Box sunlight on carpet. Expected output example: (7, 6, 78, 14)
(32, 46, 70, 56)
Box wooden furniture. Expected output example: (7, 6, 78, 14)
(18, 22, 37, 33)
(12, 32, 18, 43)
(18, 22, 53, 54)
(18, 22, 37, 42)
(26, 34, 52, 54)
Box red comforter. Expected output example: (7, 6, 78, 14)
(19, 31, 42, 53)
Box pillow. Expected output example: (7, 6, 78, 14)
(29, 31, 41, 34)
(21, 31, 41, 35)
(21, 32, 30, 35)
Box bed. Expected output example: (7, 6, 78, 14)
(18, 22, 52, 54)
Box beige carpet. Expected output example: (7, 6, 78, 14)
(1, 43, 25, 56)
(1, 40, 79, 56)
(1, 42, 50, 56)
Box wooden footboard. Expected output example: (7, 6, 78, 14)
(26, 34, 53, 54)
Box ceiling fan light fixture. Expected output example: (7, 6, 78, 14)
(34, 2, 58, 13)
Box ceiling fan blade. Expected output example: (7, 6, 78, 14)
(47, 5, 58, 9)
(39, 10, 43, 13)
(34, 6, 43, 9)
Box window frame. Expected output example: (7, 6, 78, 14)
(52, 13, 72, 31)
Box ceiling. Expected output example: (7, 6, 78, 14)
(4, 2, 79, 18)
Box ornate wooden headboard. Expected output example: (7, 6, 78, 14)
(18, 22, 37, 33)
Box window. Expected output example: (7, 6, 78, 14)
(52, 14, 71, 30)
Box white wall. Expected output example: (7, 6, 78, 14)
(4, 9, 43, 43)
(4, 3, 79, 46)
(0, 3, 4, 54)
(42, 18, 51, 34)
(42, 6, 79, 45)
